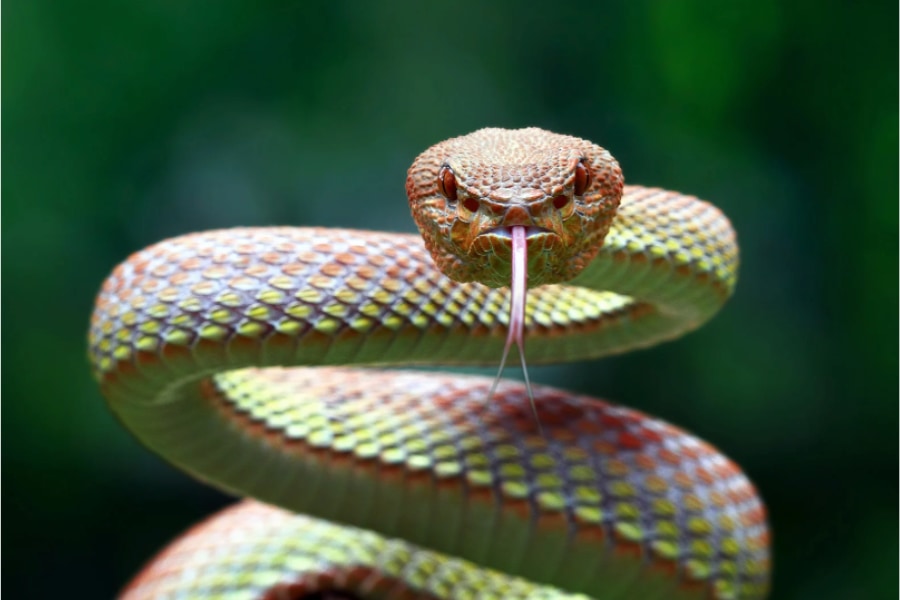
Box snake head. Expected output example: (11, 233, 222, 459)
(406, 127, 624, 288)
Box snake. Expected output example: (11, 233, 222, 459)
(88, 128, 770, 599)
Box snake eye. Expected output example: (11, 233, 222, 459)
(573, 159, 591, 196)
(552, 195, 569, 210)
(438, 166, 458, 201)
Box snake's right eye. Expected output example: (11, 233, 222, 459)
(574, 159, 592, 196)
(438, 166, 458, 202)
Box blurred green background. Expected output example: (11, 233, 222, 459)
(4, 1, 896, 598)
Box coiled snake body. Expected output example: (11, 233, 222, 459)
(89, 128, 770, 599)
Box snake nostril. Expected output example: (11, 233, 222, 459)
(463, 198, 480, 213)
(552, 195, 569, 210)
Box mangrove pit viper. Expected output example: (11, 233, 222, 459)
(88, 128, 770, 599)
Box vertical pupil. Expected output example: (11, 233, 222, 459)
(574, 160, 591, 196)
(440, 167, 458, 201)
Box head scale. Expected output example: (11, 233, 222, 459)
(406, 127, 624, 288)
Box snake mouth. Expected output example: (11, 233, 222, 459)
(481, 225, 553, 239)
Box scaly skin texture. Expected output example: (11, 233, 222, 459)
(89, 128, 769, 599)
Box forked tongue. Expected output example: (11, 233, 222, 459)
(487, 226, 540, 431)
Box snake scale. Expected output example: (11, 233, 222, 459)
(89, 128, 770, 599)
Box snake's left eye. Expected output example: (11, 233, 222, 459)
(438, 166, 458, 202)
(574, 159, 592, 196)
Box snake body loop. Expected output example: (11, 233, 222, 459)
(89, 129, 769, 599)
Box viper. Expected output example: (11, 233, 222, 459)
(89, 128, 770, 599)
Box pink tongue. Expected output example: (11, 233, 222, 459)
(487, 226, 539, 426)
(508, 225, 527, 356)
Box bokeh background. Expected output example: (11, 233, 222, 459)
(4, 1, 896, 598)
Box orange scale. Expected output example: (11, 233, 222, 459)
(108, 358, 138, 382)
(382, 582, 427, 600)
(658, 422, 683, 437)
(533, 405, 578, 428)
(468, 323, 492, 337)
(547, 427, 577, 444)
(262, 581, 313, 600)
(373, 461, 409, 488)
(611, 250, 629, 263)
(605, 458, 630, 477)
(678, 445, 701, 460)
(674, 578, 709, 597)
(131, 259, 151, 275)
(694, 467, 715, 485)
(264, 329, 300, 353)
(296, 252, 319, 264)
(534, 508, 571, 534)
(225, 333, 264, 359)
(160, 341, 193, 364)
(190, 281, 218, 297)
(711, 462, 738, 480)
(321, 263, 346, 277)
(334, 252, 358, 265)
(633, 453, 657, 471)
(693, 272, 711, 286)
(617, 431, 643, 451)
(651, 257, 670, 270)
(681, 494, 706, 512)
(178, 257, 203, 271)
(200, 266, 228, 280)
(169, 272, 190, 285)
(260, 252, 284, 265)
(571, 521, 606, 545)
(462, 480, 496, 506)
(272, 241, 296, 253)
(672, 472, 695, 490)
(657, 448, 682, 466)
(245, 265, 271, 278)
(281, 263, 307, 276)
(102, 278, 119, 294)
(638, 426, 664, 444)
(643, 474, 669, 494)
(742, 506, 767, 526)
(381, 278, 404, 293)
(151, 264, 174, 278)
(610, 533, 644, 561)
(644, 554, 680, 580)
(500, 496, 534, 520)
(709, 491, 729, 507)
(575, 419, 604, 435)
(726, 489, 745, 504)
(600, 413, 626, 430)
(732, 485, 755, 503)
(591, 440, 618, 456)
